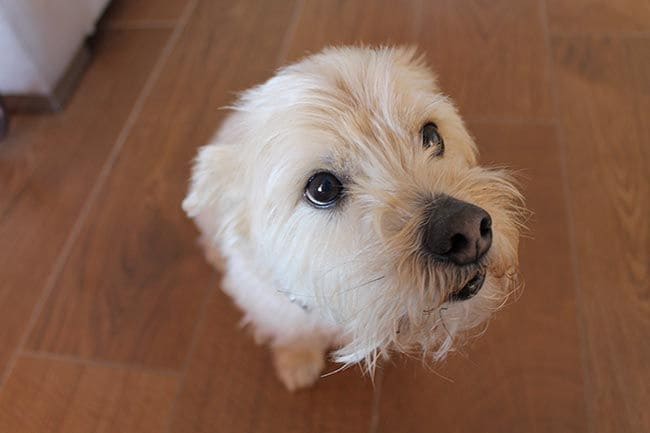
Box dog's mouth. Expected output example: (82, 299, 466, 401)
(448, 270, 486, 302)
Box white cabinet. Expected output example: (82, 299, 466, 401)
(0, 0, 110, 109)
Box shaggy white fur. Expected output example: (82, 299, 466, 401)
(183, 46, 525, 391)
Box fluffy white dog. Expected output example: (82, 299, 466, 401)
(183, 46, 525, 390)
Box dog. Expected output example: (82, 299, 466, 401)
(183, 46, 525, 391)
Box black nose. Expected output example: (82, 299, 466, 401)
(422, 196, 493, 265)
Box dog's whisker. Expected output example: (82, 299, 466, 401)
(316, 241, 386, 276)
(438, 307, 453, 342)
(320, 362, 351, 379)
(338, 275, 386, 294)
(421, 359, 455, 383)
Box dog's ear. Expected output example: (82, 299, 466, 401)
(183, 141, 248, 241)
(183, 144, 233, 217)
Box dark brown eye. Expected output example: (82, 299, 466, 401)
(305, 172, 344, 208)
(422, 122, 444, 156)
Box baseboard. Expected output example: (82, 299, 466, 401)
(4, 41, 92, 113)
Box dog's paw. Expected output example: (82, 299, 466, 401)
(272, 344, 325, 391)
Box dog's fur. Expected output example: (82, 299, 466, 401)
(183, 46, 525, 390)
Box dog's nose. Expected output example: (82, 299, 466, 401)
(422, 196, 493, 265)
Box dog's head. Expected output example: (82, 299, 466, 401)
(184, 46, 525, 369)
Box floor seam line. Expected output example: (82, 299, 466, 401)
(20, 350, 181, 376)
(539, 2, 595, 432)
(163, 273, 219, 433)
(103, 20, 178, 30)
(550, 30, 650, 39)
(275, 0, 305, 66)
(368, 367, 385, 433)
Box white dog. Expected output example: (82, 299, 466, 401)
(183, 46, 525, 390)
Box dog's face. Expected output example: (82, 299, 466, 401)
(185, 47, 524, 368)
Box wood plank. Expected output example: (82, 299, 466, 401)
(0, 356, 177, 433)
(377, 123, 587, 433)
(546, 0, 650, 34)
(0, 29, 169, 381)
(553, 36, 650, 433)
(168, 288, 375, 433)
(285, 0, 420, 62)
(104, 0, 189, 24)
(418, 0, 552, 120)
(27, 0, 297, 369)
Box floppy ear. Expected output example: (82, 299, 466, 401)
(183, 144, 233, 217)
(183, 141, 248, 244)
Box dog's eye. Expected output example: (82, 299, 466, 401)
(422, 122, 444, 156)
(305, 172, 344, 208)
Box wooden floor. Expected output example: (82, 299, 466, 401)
(0, 0, 648, 432)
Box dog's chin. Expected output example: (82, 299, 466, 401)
(331, 259, 519, 371)
(448, 269, 486, 302)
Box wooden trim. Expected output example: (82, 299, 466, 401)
(4, 41, 92, 113)
(0, 96, 7, 139)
